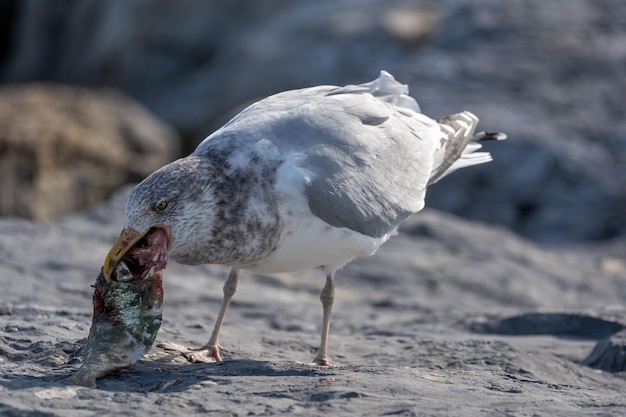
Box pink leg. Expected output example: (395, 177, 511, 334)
(312, 271, 335, 366)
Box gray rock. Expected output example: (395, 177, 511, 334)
(584, 330, 626, 373)
(0, 83, 180, 220)
(470, 312, 625, 341)
(410, 0, 626, 243)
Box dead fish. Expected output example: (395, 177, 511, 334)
(65, 227, 168, 387)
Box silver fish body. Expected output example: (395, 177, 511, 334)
(66, 228, 167, 387)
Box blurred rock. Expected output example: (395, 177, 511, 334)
(0, 0, 434, 144)
(408, 0, 626, 243)
(0, 83, 180, 220)
(1, 0, 625, 243)
(382, 7, 439, 45)
(426, 140, 625, 243)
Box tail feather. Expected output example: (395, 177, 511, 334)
(428, 112, 506, 186)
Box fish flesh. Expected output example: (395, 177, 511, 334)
(65, 228, 168, 387)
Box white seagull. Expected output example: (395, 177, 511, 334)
(103, 71, 506, 365)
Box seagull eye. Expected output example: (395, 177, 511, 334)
(154, 200, 169, 213)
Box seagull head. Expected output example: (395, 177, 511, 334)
(103, 156, 215, 282)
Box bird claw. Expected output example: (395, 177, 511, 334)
(311, 356, 333, 367)
(157, 342, 223, 363)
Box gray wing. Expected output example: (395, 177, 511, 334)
(299, 91, 438, 238)
(196, 72, 441, 238)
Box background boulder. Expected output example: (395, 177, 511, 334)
(0, 83, 180, 220)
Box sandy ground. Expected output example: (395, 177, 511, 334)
(1, 188, 625, 416)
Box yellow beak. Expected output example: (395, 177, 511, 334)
(102, 227, 150, 282)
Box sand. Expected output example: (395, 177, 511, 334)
(1, 187, 625, 416)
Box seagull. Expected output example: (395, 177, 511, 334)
(103, 71, 505, 366)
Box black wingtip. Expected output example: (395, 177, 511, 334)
(475, 131, 507, 141)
